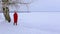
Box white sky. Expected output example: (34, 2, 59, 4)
(0, 0, 60, 11)
(29, 0, 60, 11)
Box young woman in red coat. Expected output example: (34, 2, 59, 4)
(13, 11, 18, 25)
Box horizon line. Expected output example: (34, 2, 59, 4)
(0, 11, 60, 13)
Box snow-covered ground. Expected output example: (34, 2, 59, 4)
(0, 12, 60, 34)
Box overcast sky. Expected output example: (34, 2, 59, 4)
(0, 0, 60, 12)
(29, 0, 60, 11)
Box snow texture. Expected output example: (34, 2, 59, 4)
(0, 12, 60, 34)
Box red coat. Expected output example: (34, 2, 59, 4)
(14, 12, 18, 23)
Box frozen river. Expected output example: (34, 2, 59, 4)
(0, 12, 60, 34)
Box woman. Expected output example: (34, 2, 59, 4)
(13, 11, 18, 25)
